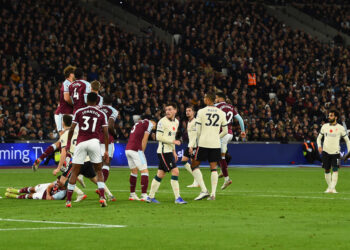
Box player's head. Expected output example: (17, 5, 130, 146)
(215, 92, 226, 103)
(165, 103, 177, 119)
(150, 120, 157, 130)
(204, 92, 216, 105)
(103, 95, 113, 105)
(64, 65, 76, 80)
(328, 109, 339, 124)
(62, 115, 72, 128)
(74, 67, 84, 79)
(91, 80, 101, 93)
(186, 106, 195, 119)
(87, 92, 98, 106)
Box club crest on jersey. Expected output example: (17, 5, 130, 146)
(330, 129, 333, 133)
(173, 127, 175, 131)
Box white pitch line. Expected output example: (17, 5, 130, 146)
(0, 218, 126, 228)
(0, 226, 116, 231)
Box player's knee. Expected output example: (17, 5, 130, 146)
(131, 168, 138, 175)
(171, 168, 179, 176)
(140, 169, 148, 174)
(325, 168, 331, 173)
(332, 166, 339, 172)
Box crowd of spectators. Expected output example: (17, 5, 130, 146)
(1, 0, 350, 144)
(293, 3, 350, 36)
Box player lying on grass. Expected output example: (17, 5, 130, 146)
(53, 114, 116, 201)
(5, 176, 67, 200)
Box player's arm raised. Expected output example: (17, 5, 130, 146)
(317, 125, 324, 154)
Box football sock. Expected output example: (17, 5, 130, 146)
(211, 170, 218, 197)
(97, 182, 105, 199)
(170, 176, 180, 199)
(66, 183, 75, 202)
(149, 176, 162, 198)
(325, 173, 331, 189)
(39, 144, 57, 161)
(19, 187, 31, 194)
(184, 162, 198, 185)
(141, 173, 149, 194)
(104, 184, 113, 197)
(192, 168, 207, 193)
(219, 158, 229, 178)
(17, 194, 28, 199)
(331, 172, 338, 190)
(102, 165, 110, 182)
(74, 186, 84, 196)
(130, 173, 137, 193)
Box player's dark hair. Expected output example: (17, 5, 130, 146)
(329, 109, 339, 119)
(186, 105, 195, 111)
(64, 65, 76, 78)
(63, 115, 72, 127)
(206, 92, 216, 102)
(166, 102, 177, 109)
(104, 95, 113, 105)
(74, 67, 84, 79)
(216, 92, 226, 99)
(87, 92, 98, 105)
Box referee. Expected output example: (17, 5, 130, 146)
(317, 110, 350, 193)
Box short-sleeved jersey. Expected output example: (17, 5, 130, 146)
(318, 123, 347, 154)
(215, 102, 238, 134)
(156, 117, 179, 153)
(55, 79, 73, 115)
(187, 118, 197, 148)
(196, 106, 228, 148)
(126, 119, 153, 151)
(72, 106, 108, 145)
(99, 105, 118, 144)
(69, 79, 91, 114)
(60, 127, 78, 155)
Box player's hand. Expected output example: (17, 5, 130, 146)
(103, 152, 109, 164)
(53, 168, 60, 176)
(189, 147, 193, 155)
(173, 152, 178, 162)
(173, 140, 181, 146)
(318, 147, 322, 154)
(241, 131, 246, 138)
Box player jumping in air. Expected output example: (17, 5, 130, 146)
(125, 118, 156, 201)
(317, 110, 350, 193)
(191, 92, 228, 201)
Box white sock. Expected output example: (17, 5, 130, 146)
(325, 173, 331, 189)
(67, 183, 75, 191)
(102, 165, 110, 171)
(104, 184, 113, 196)
(331, 172, 338, 190)
(224, 176, 230, 182)
(211, 171, 218, 197)
(171, 177, 180, 199)
(74, 186, 84, 196)
(184, 163, 198, 185)
(192, 168, 207, 193)
(149, 178, 161, 198)
(97, 182, 105, 189)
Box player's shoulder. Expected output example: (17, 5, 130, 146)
(75, 106, 89, 115)
(80, 80, 90, 85)
(175, 118, 179, 124)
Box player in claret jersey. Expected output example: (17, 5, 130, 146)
(65, 92, 109, 208)
(215, 92, 246, 190)
(98, 96, 118, 194)
(125, 119, 156, 201)
(69, 68, 91, 114)
(87, 80, 103, 108)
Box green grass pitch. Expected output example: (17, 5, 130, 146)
(1, 167, 350, 250)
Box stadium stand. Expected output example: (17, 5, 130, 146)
(1, 0, 349, 143)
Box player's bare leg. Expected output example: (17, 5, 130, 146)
(208, 162, 218, 200)
(191, 160, 209, 200)
(171, 167, 187, 204)
(181, 155, 198, 188)
(220, 152, 232, 190)
(32, 141, 61, 171)
(147, 170, 165, 203)
(93, 162, 107, 207)
(66, 163, 82, 207)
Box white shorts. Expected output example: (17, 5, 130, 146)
(125, 150, 147, 171)
(100, 143, 115, 158)
(72, 139, 102, 164)
(54, 114, 63, 132)
(33, 183, 50, 200)
(220, 134, 233, 153)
